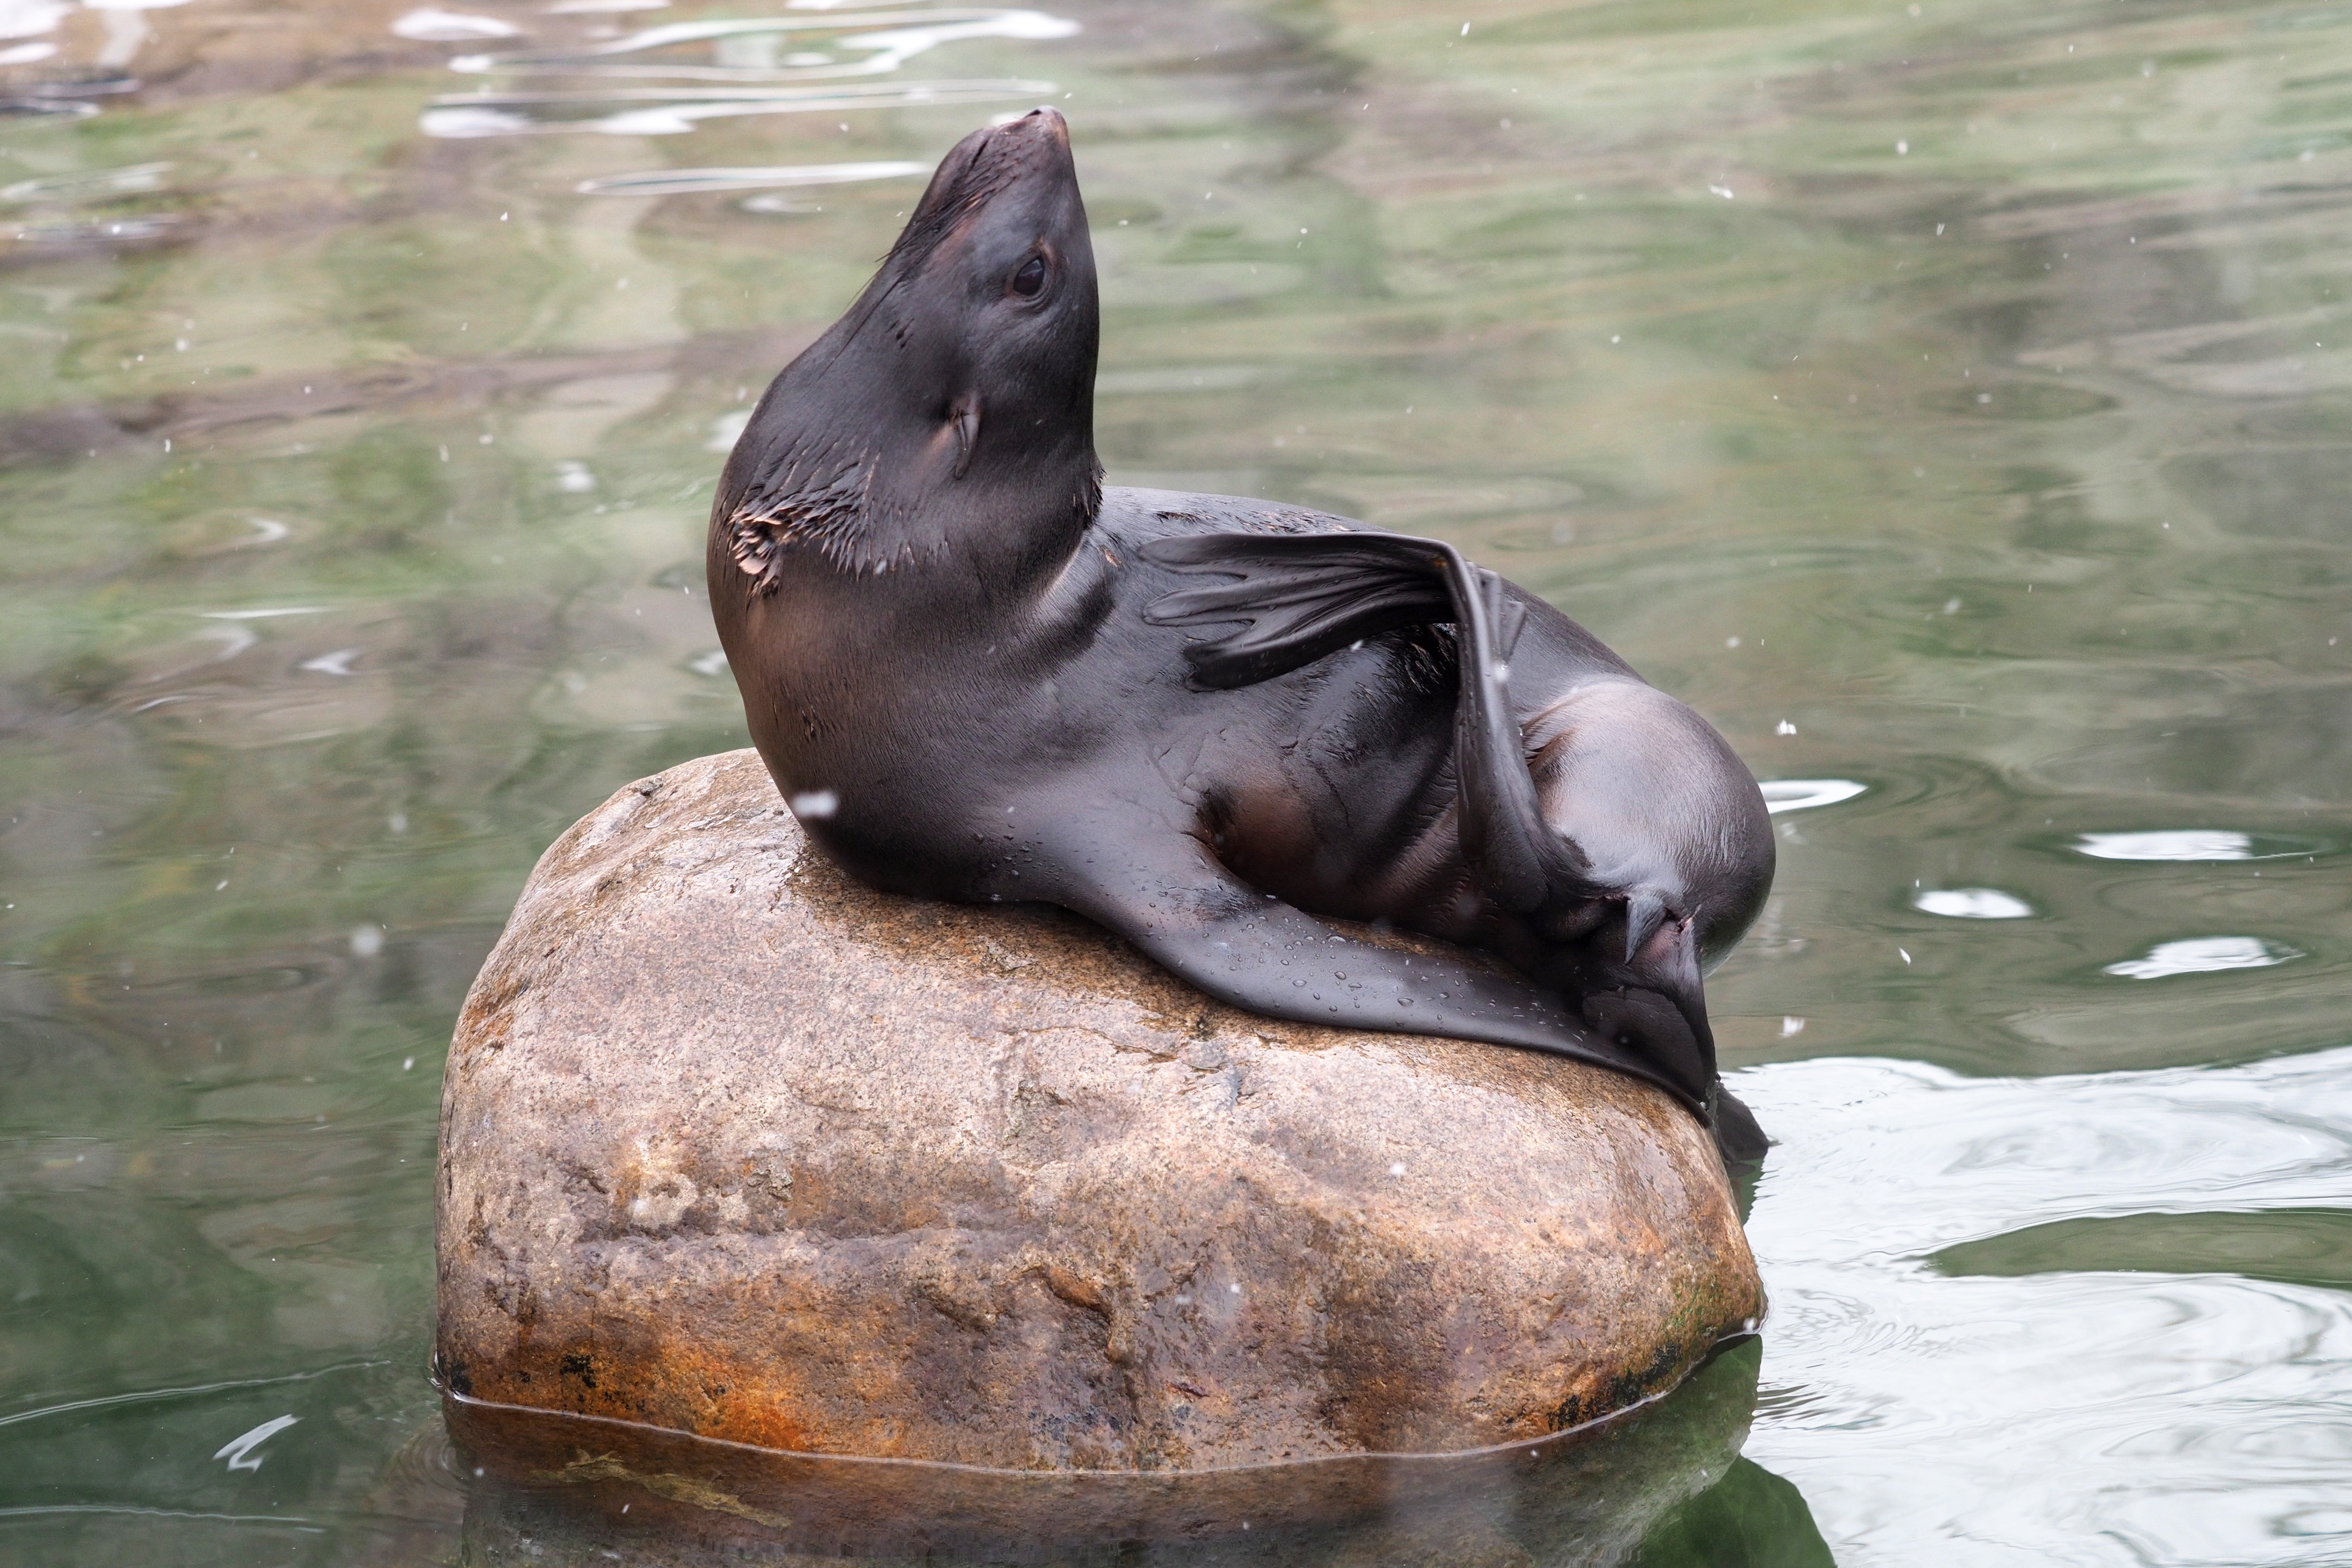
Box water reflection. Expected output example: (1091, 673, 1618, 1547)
(2102, 935, 2302, 981)
(422, 79, 1057, 138)
(575, 158, 927, 195)
(2072, 829, 2334, 863)
(442, 8, 1080, 79)
(392, 9, 523, 44)
(442, 1341, 1830, 1566)
(0, 160, 168, 201)
(1910, 887, 2033, 920)
(1758, 779, 1867, 816)
(1737, 1047, 2352, 1561)
(416, 2, 1075, 139)
(2077, 829, 2258, 862)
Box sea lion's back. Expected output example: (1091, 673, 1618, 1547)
(1097, 486, 1361, 549)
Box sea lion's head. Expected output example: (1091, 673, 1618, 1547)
(715, 108, 1102, 585)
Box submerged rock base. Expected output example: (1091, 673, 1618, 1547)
(435, 750, 1761, 1473)
(446, 1341, 1793, 1566)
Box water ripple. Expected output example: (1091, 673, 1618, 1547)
(446, 8, 1079, 81)
(2074, 829, 2331, 862)
(2103, 936, 2303, 980)
(392, 8, 521, 43)
(423, 79, 1055, 138)
(1738, 1048, 2352, 1564)
(1912, 888, 2034, 920)
(1759, 778, 1867, 814)
(574, 159, 927, 196)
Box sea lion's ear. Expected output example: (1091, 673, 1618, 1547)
(950, 398, 981, 480)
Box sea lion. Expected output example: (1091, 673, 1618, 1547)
(707, 108, 1775, 1160)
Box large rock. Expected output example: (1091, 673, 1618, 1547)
(436, 750, 1761, 1476)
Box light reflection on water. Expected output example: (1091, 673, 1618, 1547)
(416, 4, 1077, 138)
(1738, 1048, 2352, 1563)
(1, 0, 2349, 1560)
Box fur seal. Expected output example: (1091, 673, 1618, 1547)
(708, 108, 1775, 1159)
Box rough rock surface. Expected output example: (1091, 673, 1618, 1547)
(436, 750, 1762, 1472)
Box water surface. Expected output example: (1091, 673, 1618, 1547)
(2, 0, 2348, 1560)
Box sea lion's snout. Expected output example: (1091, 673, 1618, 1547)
(882, 108, 1096, 482)
(970, 107, 1081, 222)
(1003, 104, 1071, 144)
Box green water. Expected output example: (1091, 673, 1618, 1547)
(1, 0, 2348, 1559)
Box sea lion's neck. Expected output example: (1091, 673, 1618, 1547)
(726, 437, 1097, 589)
(716, 344, 1100, 594)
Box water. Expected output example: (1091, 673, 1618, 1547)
(1, 0, 2347, 1560)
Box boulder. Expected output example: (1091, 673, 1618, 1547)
(435, 750, 1761, 1478)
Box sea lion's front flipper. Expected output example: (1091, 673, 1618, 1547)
(1139, 532, 1453, 688)
(1146, 530, 1602, 913)
(1577, 911, 1717, 1107)
(1572, 915, 1768, 1168)
(1035, 824, 1701, 1112)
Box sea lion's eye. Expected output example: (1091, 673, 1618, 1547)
(1010, 255, 1048, 297)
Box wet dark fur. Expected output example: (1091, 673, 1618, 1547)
(709, 110, 1775, 1163)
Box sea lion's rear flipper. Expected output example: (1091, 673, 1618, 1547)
(1139, 532, 1453, 689)
(1142, 530, 1737, 1132)
(1034, 823, 1702, 1113)
(1710, 1084, 1769, 1171)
